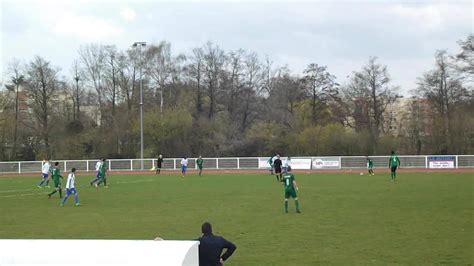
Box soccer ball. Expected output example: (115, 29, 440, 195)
(359, 172, 364, 176)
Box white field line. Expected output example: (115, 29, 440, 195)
(0, 179, 154, 198)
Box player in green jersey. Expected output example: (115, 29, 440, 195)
(196, 156, 204, 176)
(267, 155, 275, 175)
(367, 157, 374, 176)
(282, 167, 301, 213)
(389, 151, 401, 181)
(95, 158, 108, 188)
(48, 162, 63, 199)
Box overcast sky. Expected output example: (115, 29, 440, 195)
(1, 0, 472, 95)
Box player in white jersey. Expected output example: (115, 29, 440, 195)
(283, 157, 292, 173)
(61, 168, 81, 207)
(181, 156, 188, 177)
(89, 158, 103, 186)
(37, 160, 51, 188)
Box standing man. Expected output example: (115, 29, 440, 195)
(181, 156, 188, 177)
(389, 151, 401, 181)
(61, 168, 81, 207)
(155, 155, 164, 175)
(197, 222, 236, 266)
(196, 156, 204, 177)
(37, 160, 51, 188)
(48, 162, 63, 199)
(90, 158, 103, 186)
(282, 167, 301, 213)
(96, 158, 108, 188)
(367, 157, 375, 176)
(273, 155, 283, 182)
(283, 156, 291, 173)
(267, 155, 275, 175)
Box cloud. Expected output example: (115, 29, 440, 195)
(120, 7, 136, 21)
(52, 12, 123, 41)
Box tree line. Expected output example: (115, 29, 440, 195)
(0, 35, 472, 161)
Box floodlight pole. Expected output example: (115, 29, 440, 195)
(133, 41, 147, 170)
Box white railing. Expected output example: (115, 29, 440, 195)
(0, 155, 473, 174)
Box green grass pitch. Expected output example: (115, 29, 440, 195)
(0, 171, 472, 265)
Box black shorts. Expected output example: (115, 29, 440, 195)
(275, 167, 282, 174)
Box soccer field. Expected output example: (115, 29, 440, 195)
(0, 171, 472, 265)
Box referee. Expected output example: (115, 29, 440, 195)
(273, 155, 283, 182)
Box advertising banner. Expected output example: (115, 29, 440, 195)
(428, 156, 455, 169)
(312, 158, 340, 169)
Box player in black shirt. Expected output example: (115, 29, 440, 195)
(155, 155, 163, 175)
(273, 155, 283, 182)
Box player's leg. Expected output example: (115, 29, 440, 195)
(103, 177, 107, 188)
(45, 177, 50, 188)
(393, 166, 397, 180)
(61, 189, 70, 206)
(293, 191, 301, 213)
(72, 189, 80, 206)
(90, 172, 100, 186)
(38, 174, 46, 187)
(284, 191, 290, 213)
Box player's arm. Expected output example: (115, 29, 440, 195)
(397, 157, 401, 167)
(293, 180, 299, 191)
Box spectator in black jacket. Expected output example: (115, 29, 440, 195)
(198, 222, 236, 266)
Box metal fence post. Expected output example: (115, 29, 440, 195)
(86, 160, 89, 172)
(131, 159, 133, 171)
(18, 162, 21, 174)
(425, 156, 428, 169)
(109, 160, 112, 171)
(216, 158, 219, 169)
(174, 159, 177, 170)
(455, 155, 458, 168)
(237, 158, 240, 169)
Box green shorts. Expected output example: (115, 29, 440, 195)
(198, 166, 203, 170)
(53, 181, 61, 188)
(391, 166, 398, 172)
(285, 189, 297, 199)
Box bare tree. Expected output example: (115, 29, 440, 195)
(24, 56, 60, 158)
(415, 50, 466, 153)
(302, 63, 338, 125)
(78, 44, 107, 123)
(4, 60, 25, 159)
(203, 42, 226, 119)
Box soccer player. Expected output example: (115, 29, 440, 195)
(282, 156, 291, 173)
(61, 168, 81, 207)
(282, 167, 301, 213)
(155, 155, 164, 175)
(367, 157, 375, 176)
(95, 158, 107, 188)
(48, 162, 63, 199)
(181, 156, 188, 177)
(273, 155, 283, 182)
(89, 158, 103, 186)
(389, 151, 401, 181)
(267, 155, 275, 175)
(196, 156, 204, 177)
(37, 160, 51, 188)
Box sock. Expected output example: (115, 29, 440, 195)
(45, 180, 49, 186)
(49, 190, 57, 196)
(284, 201, 288, 212)
(59, 189, 62, 198)
(394, 171, 397, 179)
(61, 196, 68, 205)
(38, 180, 44, 186)
(295, 200, 300, 211)
(276, 175, 279, 181)
(103, 179, 107, 186)
(74, 195, 79, 204)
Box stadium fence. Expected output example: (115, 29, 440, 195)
(0, 155, 473, 174)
